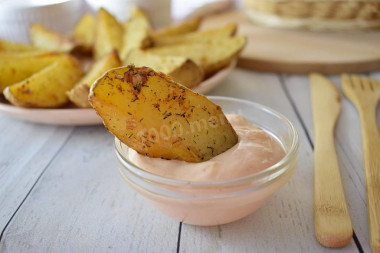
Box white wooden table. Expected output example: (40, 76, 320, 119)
(0, 69, 379, 253)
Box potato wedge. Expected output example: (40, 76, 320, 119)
(153, 23, 237, 47)
(0, 52, 64, 94)
(120, 7, 152, 60)
(66, 84, 90, 108)
(0, 40, 38, 52)
(73, 13, 95, 50)
(0, 50, 53, 59)
(89, 65, 238, 162)
(4, 55, 82, 108)
(67, 50, 121, 108)
(94, 8, 124, 59)
(124, 49, 203, 88)
(147, 36, 247, 76)
(152, 17, 202, 38)
(168, 60, 204, 89)
(130, 6, 150, 20)
(30, 24, 78, 53)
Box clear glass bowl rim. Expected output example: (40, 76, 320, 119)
(115, 96, 299, 187)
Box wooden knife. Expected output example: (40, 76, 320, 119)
(310, 73, 353, 248)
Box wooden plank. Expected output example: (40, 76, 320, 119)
(0, 115, 73, 232)
(283, 74, 379, 252)
(0, 126, 179, 252)
(179, 70, 358, 252)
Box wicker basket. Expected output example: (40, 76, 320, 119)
(244, 0, 380, 30)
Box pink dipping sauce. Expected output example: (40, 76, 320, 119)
(129, 114, 285, 181)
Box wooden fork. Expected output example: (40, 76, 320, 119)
(342, 74, 380, 253)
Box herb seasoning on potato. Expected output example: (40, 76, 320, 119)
(89, 65, 238, 162)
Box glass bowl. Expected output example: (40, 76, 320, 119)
(115, 96, 299, 226)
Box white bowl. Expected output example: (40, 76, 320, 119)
(0, 0, 83, 42)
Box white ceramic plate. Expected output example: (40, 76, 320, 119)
(0, 60, 236, 125)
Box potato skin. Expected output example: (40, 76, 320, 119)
(4, 55, 82, 108)
(152, 17, 202, 38)
(89, 65, 238, 163)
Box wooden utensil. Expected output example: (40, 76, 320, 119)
(342, 74, 380, 253)
(310, 73, 353, 248)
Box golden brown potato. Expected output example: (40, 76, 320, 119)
(0, 52, 64, 94)
(89, 65, 238, 162)
(67, 50, 121, 108)
(169, 61, 204, 89)
(73, 13, 95, 50)
(120, 7, 152, 60)
(4, 55, 82, 108)
(0, 50, 53, 59)
(147, 36, 247, 76)
(30, 24, 78, 52)
(0, 40, 38, 52)
(130, 6, 150, 20)
(152, 17, 202, 38)
(153, 23, 237, 47)
(94, 8, 124, 59)
(124, 49, 203, 88)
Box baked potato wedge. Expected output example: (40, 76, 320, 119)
(120, 7, 152, 60)
(152, 17, 202, 38)
(124, 49, 203, 88)
(73, 13, 95, 50)
(130, 5, 150, 20)
(89, 65, 238, 162)
(4, 55, 82, 108)
(0, 52, 64, 94)
(94, 8, 124, 59)
(30, 24, 79, 53)
(0, 40, 38, 52)
(148, 36, 247, 76)
(67, 50, 121, 108)
(66, 84, 90, 108)
(0, 50, 53, 59)
(153, 23, 237, 47)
